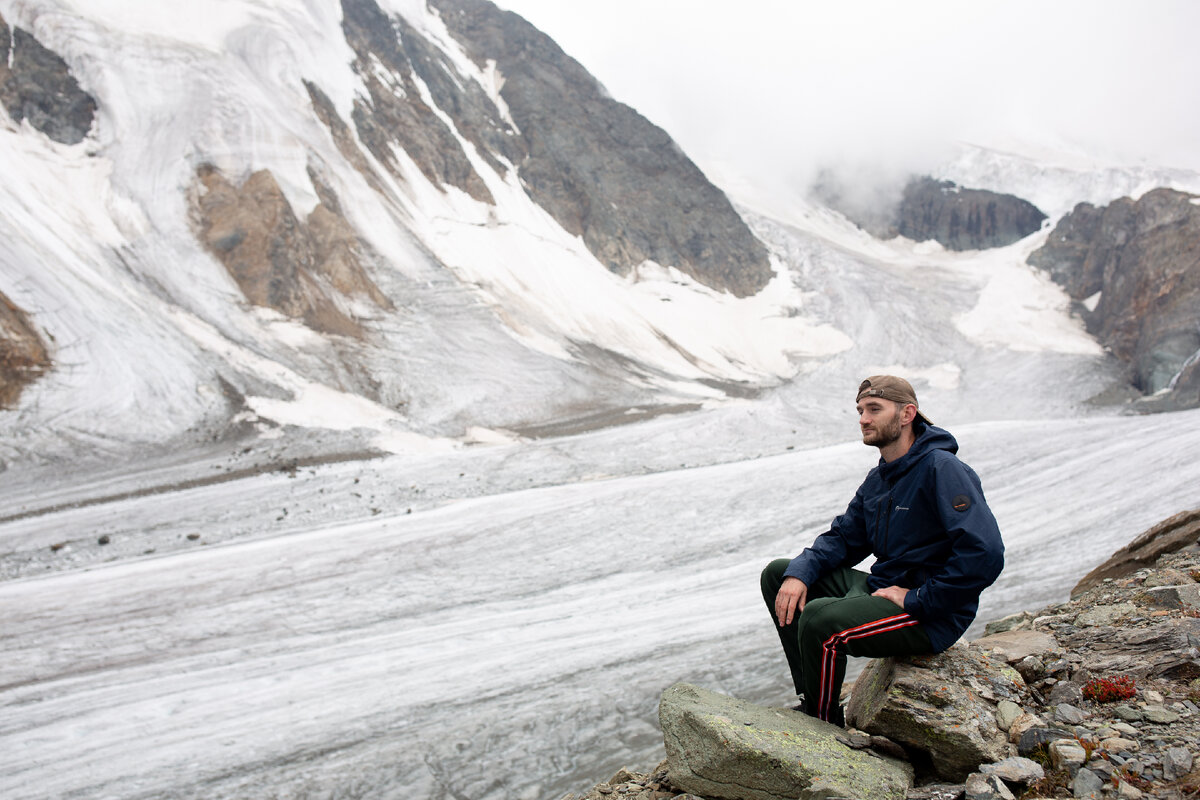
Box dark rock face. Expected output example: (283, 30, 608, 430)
(895, 177, 1047, 251)
(1028, 188, 1200, 405)
(335, 0, 771, 297)
(0, 290, 51, 408)
(0, 12, 96, 144)
(191, 165, 390, 337)
(813, 173, 1047, 251)
(340, 0, 496, 204)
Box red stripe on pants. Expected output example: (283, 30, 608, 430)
(818, 613, 920, 721)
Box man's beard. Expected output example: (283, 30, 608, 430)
(862, 412, 902, 448)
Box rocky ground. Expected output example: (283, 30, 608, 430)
(564, 527, 1200, 800)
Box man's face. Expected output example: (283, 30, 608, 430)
(857, 398, 903, 448)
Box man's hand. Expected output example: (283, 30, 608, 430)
(775, 577, 808, 626)
(872, 585, 909, 608)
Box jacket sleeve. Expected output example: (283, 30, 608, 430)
(783, 483, 873, 586)
(903, 455, 1004, 620)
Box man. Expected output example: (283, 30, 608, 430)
(760, 375, 1004, 727)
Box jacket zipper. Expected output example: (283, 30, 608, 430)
(883, 491, 893, 556)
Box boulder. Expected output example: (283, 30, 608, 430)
(658, 683, 912, 800)
(845, 645, 1021, 781)
(1072, 508, 1200, 596)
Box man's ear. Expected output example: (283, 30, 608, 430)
(900, 403, 918, 426)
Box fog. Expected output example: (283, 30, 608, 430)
(496, 0, 1200, 205)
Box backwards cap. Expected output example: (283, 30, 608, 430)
(856, 375, 933, 426)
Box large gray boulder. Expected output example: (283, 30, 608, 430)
(659, 683, 913, 800)
(845, 644, 1022, 781)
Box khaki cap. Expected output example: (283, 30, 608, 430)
(856, 375, 933, 426)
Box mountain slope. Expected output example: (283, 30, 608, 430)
(0, 0, 817, 464)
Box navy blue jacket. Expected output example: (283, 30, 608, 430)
(783, 424, 1004, 652)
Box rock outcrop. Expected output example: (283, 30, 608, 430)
(813, 173, 1047, 251)
(0, 290, 50, 408)
(1027, 188, 1200, 408)
(845, 644, 1022, 781)
(1072, 508, 1200, 598)
(0, 11, 96, 144)
(331, 0, 773, 297)
(191, 165, 391, 337)
(895, 177, 1047, 251)
(659, 683, 912, 800)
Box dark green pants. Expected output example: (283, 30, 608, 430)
(760, 558, 932, 727)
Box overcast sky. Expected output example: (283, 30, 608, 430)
(494, 1, 1199, 200)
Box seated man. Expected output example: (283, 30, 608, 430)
(761, 376, 1004, 726)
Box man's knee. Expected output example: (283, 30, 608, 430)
(760, 558, 792, 599)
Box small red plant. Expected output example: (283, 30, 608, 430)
(1082, 675, 1136, 703)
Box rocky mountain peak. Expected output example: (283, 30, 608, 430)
(1028, 187, 1200, 408)
(814, 172, 1048, 251)
(337, 0, 773, 297)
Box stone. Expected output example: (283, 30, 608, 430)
(1145, 584, 1200, 611)
(1048, 681, 1083, 706)
(1142, 689, 1164, 704)
(1008, 713, 1044, 744)
(1116, 779, 1143, 800)
(846, 646, 1018, 781)
(658, 683, 912, 800)
(1013, 655, 1045, 683)
(979, 756, 1044, 784)
(1162, 746, 1193, 780)
(1143, 706, 1179, 724)
(1049, 739, 1088, 772)
(868, 735, 908, 760)
(1143, 568, 1197, 588)
(1017, 726, 1074, 754)
(1074, 603, 1136, 627)
(984, 611, 1034, 636)
(1071, 767, 1104, 799)
(1098, 736, 1139, 754)
(964, 772, 1015, 800)
(973, 630, 1060, 663)
(1114, 706, 1143, 722)
(1055, 704, 1085, 725)
(995, 700, 1021, 732)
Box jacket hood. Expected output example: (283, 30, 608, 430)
(878, 423, 958, 482)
